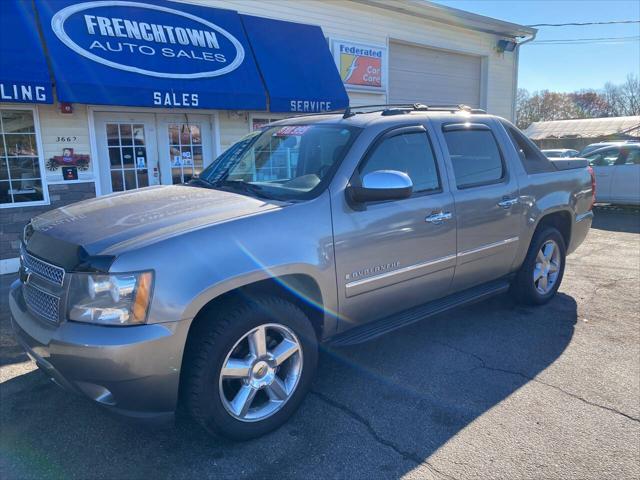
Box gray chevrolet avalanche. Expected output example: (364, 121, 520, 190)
(10, 105, 594, 439)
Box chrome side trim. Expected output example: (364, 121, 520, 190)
(345, 255, 456, 296)
(575, 211, 594, 223)
(457, 236, 519, 258)
(344, 236, 519, 297)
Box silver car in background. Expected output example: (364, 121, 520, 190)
(541, 148, 579, 158)
(10, 105, 594, 440)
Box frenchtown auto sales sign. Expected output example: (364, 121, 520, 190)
(50, 1, 246, 79)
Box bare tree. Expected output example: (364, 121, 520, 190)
(619, 74, 640, 115)
(603, 81, 624, 116)
(570, 90, 610, 118)
(516, 75, 640, 129)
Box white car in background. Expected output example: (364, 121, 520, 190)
(584, 144, 640, 206)
(541, 149, 579, 158)
(579, 140, 639, 158)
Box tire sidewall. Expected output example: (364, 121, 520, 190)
(195, 299, 318, 440)
(519, 227, 567, 304)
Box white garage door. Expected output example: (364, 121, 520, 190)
(389, 42, 481, 107)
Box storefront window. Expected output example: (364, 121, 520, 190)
(107, 123, 148, 192)
(0, 109, 45, 206)
(168, 123, 203, 184)
(252, 117, 281, 131)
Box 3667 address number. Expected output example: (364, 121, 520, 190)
(56, 136, 78, 142)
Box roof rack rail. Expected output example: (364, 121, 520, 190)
(342, 103, 486, 118)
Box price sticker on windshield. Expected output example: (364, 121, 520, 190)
(273, 126, 311, 137)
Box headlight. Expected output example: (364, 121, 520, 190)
(67, 271, 153, 325)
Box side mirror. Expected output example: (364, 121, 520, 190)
(348, 170, 413, 203)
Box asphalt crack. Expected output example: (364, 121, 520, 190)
(310, 390, 458, 480)
(430, 339, 640, 423)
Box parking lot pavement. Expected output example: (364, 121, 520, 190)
(1, 207, 639, 480)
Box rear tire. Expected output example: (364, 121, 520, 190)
(182, 295, 318, 440)
(511, 226, 566, 305)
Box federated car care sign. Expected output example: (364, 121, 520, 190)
(35, 0, 267, 109)
(332, 40, 387, 92)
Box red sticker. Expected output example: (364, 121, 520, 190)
(273, 126, 311, 137)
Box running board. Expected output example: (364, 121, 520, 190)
(328, 278, 511, 347)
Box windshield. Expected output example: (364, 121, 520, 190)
(542, 150, 562, 157)
(198, 124, 360, 200)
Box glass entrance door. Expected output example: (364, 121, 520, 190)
(156, 114, 213, 185)
(95, 113, 159, 194)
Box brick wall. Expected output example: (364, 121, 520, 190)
(0, 182, 96, 260)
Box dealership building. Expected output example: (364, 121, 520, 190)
(0, 0, 534, 272)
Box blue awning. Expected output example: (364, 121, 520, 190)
(35, 0, 266, 109)
(0, 1, 53, 104)
(240, 15, 349, 113)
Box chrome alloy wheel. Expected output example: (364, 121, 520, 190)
(533, 240, 561, 295)
(219, 323, 303, 422)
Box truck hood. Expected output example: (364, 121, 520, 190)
(28, 185, 283, 259)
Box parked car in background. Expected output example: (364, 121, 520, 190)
(584, 144, 640, 205)
(579, 140, 639, 157)
(10, 105, 595, 440)
(541, 149, 579, 158)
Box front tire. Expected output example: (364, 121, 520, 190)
(182, 296, 318, 440)
(511, 226, 566, 305)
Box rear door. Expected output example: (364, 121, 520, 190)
(438, 120, 521, 292)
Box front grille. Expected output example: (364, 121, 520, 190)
(23, 283, 60, 323)
(22, 250, 65, 286)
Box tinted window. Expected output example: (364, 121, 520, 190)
(586, 148, 619, 166)
(503, 122, 554, 174)
(625, 148, 640, 164)
(360, 132, 440, 193)
(444, 129, 504, 188)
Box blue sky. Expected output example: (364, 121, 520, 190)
(433, 0, 640, 93)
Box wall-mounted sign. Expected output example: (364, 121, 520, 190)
(61, 166, 79, 181)
(51, 1, 245, 79)
(47, 148, 90, 171)
(35, 0, 267, 110)
(332, 40, 387, 92)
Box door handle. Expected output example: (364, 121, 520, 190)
(425, 211, 453, 224)
(497, 197, 518, 209)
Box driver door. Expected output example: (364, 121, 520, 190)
(331, 125, 457, 332)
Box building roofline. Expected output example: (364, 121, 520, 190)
(349, 0, 537, 39)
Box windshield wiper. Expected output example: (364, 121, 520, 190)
(218, 180, 275, 200)
(187, 176, 215, 188)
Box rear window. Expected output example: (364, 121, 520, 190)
(502, 122, 555, 174)
(443, 129, 504, 188)
(585, 148, 619, 166)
